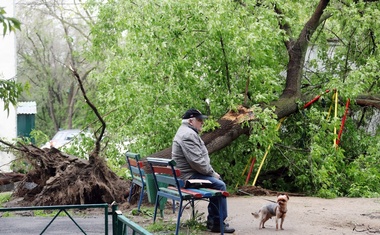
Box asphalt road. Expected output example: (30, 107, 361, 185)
(0, 215, 113, 235)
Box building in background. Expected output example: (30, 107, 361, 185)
(0, 0, 17, 172)
(17, 101, 37, 143)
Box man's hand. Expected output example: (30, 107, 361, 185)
(212, 172, 221, 179)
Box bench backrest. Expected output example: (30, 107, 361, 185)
(146, 158, 185, 194)
(126, 152, 145, 185)
(146, 157, 230, 200)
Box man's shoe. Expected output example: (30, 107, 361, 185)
(209, 223, 235, 233)
(207, 220, 213, 230)
(207, 222, 229, 229)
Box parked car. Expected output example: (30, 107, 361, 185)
(41, 129, 82, 149)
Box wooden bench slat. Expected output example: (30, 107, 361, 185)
(155, 174, 178, 186)
(184, 188, 213, 197)
(167, 186, 203, 198)
(199, 188, 230, 197)
(160, 187, 193, 200)
(132, 178, 144, 186)
(128, 158, 144, 168)
(152, 166, 181, 176)
(130, 166, 145, 175)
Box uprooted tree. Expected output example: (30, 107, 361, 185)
(1, 66, 130, 206)
(2, 0, 380, 206)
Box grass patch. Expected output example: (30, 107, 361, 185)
(0, 192, 12, 204)
(183, 210, 207, 232)
(145, 210, 207, 235)
(33, 210, 60, 217)
(146, 220, 177, 233)
(131, 207, 155, 217)
(0, 192, 13, 217)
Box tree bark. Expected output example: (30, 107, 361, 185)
(281, 0, 330, 99)
(356, 95, 380, 109)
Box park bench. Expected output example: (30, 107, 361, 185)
(125, 152, 146, 212)
(147, 157, 229, 235)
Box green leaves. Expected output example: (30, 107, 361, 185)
(54, 0, 380, 197)
(0, 79, 23, 114)
(0, 8, 22, 113)
(89, 0, 287, 156)
(0, 7, 21, 36)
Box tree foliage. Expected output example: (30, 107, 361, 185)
(16, 0, 380, 198)
(0, 79, 23, 114)
(84, 0, 380, 198)
(16, 1, 96, 138)
(88, 0, 287, 153)
(0, 6, 22, 112)
(0, 6, 20, 36)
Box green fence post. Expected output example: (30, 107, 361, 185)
(104, 204, 108, 235)
(112, 203, 118, 235)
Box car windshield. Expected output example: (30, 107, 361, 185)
(41, 129, 86, 149)
(52, 130, 80, 139)
(51, 129, 81, 145)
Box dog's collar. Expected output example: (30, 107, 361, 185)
(279, 208, 287, 214)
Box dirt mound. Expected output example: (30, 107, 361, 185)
(237, 185, 305, 196)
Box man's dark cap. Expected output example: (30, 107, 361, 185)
(182, 108, 208, 120)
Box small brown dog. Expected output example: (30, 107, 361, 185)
(251, 193, 289, 230)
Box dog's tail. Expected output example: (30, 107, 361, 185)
(251, 211, 260, 218)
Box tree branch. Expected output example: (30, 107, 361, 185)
(68, 65, 103, 158)
(356, 95, 380, 109)
(280, 0, 330, 99)
(220, 34, 231, 93)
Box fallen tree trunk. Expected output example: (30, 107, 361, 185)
(146, 101, 295, 160)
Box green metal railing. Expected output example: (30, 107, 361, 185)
(0, 203, 109, 235)
(0, 202, 152, 235)
(111, 203, 152, 235)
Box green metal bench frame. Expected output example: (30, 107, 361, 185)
(126, 152, 146, 212)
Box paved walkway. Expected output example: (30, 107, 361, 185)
(1, 196, 379, 235)
(0, 216, 113, 234)
(192, 196, 380, 235)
